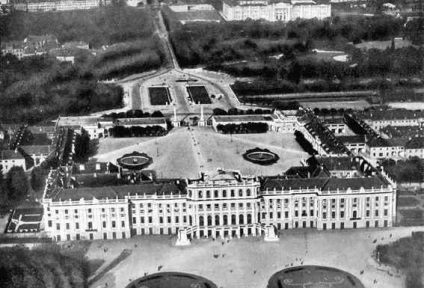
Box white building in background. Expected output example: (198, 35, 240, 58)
(222, 0, 331, 22)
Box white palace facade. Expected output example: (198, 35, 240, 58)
(42, 162, 397, 242)
(222, 0, 331, 22)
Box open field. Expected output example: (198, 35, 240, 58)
(93, 127, 307, 178)
(149, 87, 172, 106)
(86, 226, 424, 288)
(355, 39, 415, 50)
(187, 86, 212, 104)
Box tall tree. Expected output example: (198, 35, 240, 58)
(5, 166, 28, 202)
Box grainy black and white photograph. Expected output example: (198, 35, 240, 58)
(0, 0, 423, 287)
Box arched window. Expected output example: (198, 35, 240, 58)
(239, 214, 244, 225)
(239, 189, 243, 197)
(223, 215, 228, 225)
(246, 189, 251, 197)
(215, 215, 220, 226)
(231, 190, 235, 197)
(207, 215, 212, 226)
(199, 216, 204, 226)
(206, 190, 211, 198)
(199, 191, 203, 198)
(247, 214, 252, 224)
(231, 215, 236, 225)
(214, 190, 219, 198)
(223, 190, 227, 198)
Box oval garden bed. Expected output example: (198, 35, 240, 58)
(243, 147, 279, 165)
(126, 272, 218, 288)
(268, 266, 365, 288)
(117, 151, 153, 170)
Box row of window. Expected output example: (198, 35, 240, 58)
(51, 220, 126, 230)
(189, 188, 254, 199)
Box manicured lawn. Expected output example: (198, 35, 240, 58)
(127, 272, 217, 288)
(149, 87, 172, 105)
(187, 86, 212, 104)
(397, 197, 419, 207)
(268, 266, 365, 288)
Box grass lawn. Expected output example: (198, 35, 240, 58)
(149, 87, 172, 106)
(187, 86, 212, 104)
(397, 197, 419, 207)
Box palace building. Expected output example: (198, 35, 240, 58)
(222, 0, 331, 22)
(42, 155, 397, 242)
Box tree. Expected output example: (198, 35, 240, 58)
(151, 111, 164, 118)
(74, 128, 90, 163)
(5, 166, 28, 202)
(30, 166, 44, 192)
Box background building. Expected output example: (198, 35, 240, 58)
(222, 0, 331, 22)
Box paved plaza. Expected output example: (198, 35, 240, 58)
(87, 226, 423, 288)
(94, 126, 308, 178)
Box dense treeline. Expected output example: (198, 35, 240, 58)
(382, 158, 424, 183)
(0, 245, 89, 288)
(216, 122, 268, 134)
(376, 233, 424, 288)
(0, 7, 155, 48)
(0, 7, 166, 124)
(0, 55, 123, 123)
(109, 126, 167, 137)
(166, 16, 404, 67)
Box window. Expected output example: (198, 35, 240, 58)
(176, 216, 179, 223)
(375, 210, 379, 217)
(332, 212, 336, 219)
(239, 189, 243, 197)
(199, 191, 203, 198)
(160, 217, 163, 224)
(366, 210, 370, 217)
(206, 190, 210, 198)
(88, 209, 92, 213)
(214, 190, 218, 198)
(310, 210, 314, 216)
(88, 222, 92, 229)
(121, 221, 125, 228)
(65, 209, 68, 214)
(112, 221, 116, 228)
(223, 190, 227, 197)
(246, 189, 251, 196)
(103, 221, 106, 228)
(148, 217, 152, 223)
(133, 217, 136, 224)
(384, 209, 388, 216)
(285, 211, 289, 218)
(167, 216, 171, 223)
(141, 217, 145, 224)
(340, 211, 344, 218)
(231, 190, 235, 197)
(66, 223, 70, 230)
(295, 211, 299, 217)
(102, 208, 105, 213)
(323, 212, 327, 219)
(48, 220, 52, 227)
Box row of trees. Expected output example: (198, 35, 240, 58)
(103, 110, 165, 119)
(213, 108, 272, 116)
(216, 122, 268, 134)
(294, 130, 318, 155)
(109, 126, 167, 137)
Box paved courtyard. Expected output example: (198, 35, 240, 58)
(86, 226, 423, 288)
(94, 126, 308, 178)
